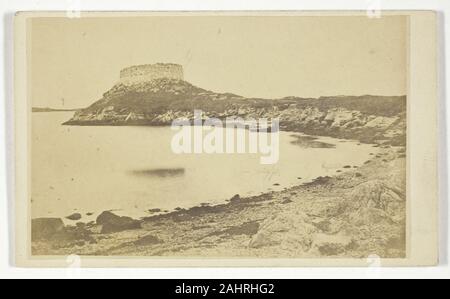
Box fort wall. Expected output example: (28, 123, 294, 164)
(119, 63, 183, 85)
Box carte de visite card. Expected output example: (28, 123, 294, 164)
(14, 11, 438, 267)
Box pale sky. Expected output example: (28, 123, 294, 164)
(31, 16, 407, 108)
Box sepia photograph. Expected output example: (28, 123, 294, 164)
(12, 11, 439, 269)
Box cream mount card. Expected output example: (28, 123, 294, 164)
(14, 11, 438, 267)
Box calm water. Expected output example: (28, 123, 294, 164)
(32, 112, 377, 223)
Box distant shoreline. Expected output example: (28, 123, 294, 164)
(32, 107, 81, 113)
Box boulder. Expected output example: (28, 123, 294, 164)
(96, 211, 142, 234)
(66, 213, 82, 221)
(31, 218, 65, 241)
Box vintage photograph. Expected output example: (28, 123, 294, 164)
(12, 12, 438, 268)
(27, 14, 409, 259)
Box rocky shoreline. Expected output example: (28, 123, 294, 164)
(32, 145, 406, 258)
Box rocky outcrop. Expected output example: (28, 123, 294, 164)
(64, 73, 406, 145)
(244, 150, 406, 258)
(249, 211, 317, 252)
(66, 213, 82, 221)
(349, 180, 405, 218)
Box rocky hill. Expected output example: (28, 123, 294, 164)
(64, 78, 406, 145)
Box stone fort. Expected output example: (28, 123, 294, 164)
(119, 63, 184, 85)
